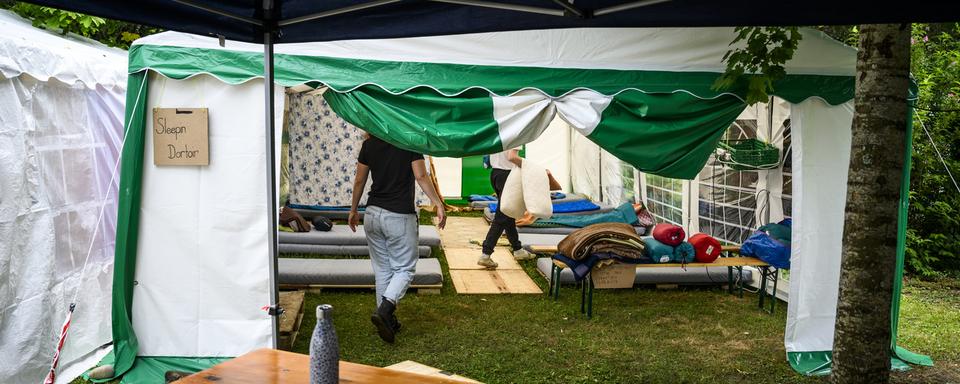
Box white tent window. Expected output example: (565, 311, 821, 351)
(644, 175, 684, 226)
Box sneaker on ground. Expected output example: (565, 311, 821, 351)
(477, 255, 498, 269)
(512, 248, 535, 260)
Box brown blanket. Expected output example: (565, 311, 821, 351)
(557, 223, 645, 260)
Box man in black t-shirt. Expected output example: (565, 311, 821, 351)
(349, 134, 446, 343)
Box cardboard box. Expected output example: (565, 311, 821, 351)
(153, 108, 209, 166)
(591, 263, 635, 289)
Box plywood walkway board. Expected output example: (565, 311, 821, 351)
(443, 247, 521, 270)
(439, 216, 541, 294)
(449, 270, 541, 294)
(385, 360, 482, 383)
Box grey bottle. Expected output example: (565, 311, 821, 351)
(309, 304, 339, 384)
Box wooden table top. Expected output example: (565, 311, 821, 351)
(177, 348, 467, 384)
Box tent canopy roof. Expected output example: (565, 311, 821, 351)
(132, 27, 856, 104)
(0, 10, 127, 88)
(24, 0, 960, 44)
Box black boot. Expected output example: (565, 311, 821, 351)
(371, 297, 396, 343)
(392, 314, 402, 333)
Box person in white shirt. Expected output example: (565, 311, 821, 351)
(478, 148, 534, 268)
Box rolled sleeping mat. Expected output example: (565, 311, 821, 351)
(652, 223, 685, 247)
(672, 241, 696, 263)
(689, 233, 722, 263)
(641, 237, 674, 263)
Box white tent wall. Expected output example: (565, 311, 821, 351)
(432, 157, 462, 198)
(785, 98, 854, 355)
(570, 127, 632, 206)
(132, 73, 281, 356)
(524, 115, 572, 192)
(0, 10, 126, 384)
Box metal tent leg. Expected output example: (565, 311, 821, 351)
(263, 10, 281, 348)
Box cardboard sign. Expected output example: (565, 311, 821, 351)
(591, 263, 635, 289)
(153, 108, 209, 166)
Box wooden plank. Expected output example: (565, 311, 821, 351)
(449, 270, 541, 294)
(385, 361, 481, 383)
(278, 290, 305, 334)
(177, 349, 465, 384)
(443, 247, 520, 270)
(437, 217, 493, 248)
(529, 245, 558, 254)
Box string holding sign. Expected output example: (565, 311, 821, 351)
(153, 108, 209, 166)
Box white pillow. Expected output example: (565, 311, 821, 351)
(499, 167, 526, 219)
(521, 160, 552, 219)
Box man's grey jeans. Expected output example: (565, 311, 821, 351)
(364, 205, 419, 307)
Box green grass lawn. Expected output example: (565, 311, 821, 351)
(290, 271, 959, 384)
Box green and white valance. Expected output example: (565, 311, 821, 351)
(129, 27, 856, 179)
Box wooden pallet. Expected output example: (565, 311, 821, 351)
(278, 290, 305, 350)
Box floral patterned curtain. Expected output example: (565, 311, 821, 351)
(286, 92, 426, 207)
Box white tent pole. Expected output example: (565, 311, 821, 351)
(263, 0, 280, 349)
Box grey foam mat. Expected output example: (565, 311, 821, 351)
(517, 233, 567, 247)
(278, 225, 441, 247)
(469, 193, 589, 209)
(536, 257, 751, 285)
(278, 244, 432, 257)
(279, 258, 443, 287)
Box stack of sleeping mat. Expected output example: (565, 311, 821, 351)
(278, 225, 441, 256)
(515, 202, 648, 235)
(469, 192, 584, 209)
(289, 203, 363, 220)
(552, 223, 649, 281)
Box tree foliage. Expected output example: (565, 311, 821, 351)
(714, 26, 802, 105)
(906, 23, 960, 278)
(0, 1, 159, 49)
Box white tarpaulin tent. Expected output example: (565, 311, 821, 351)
(0, 10, 126, 384)
(90, 26, 925, 381)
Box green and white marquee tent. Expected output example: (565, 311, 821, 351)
(102, 27, 927, 380)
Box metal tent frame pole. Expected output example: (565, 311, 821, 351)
(263, 0, 280, 349)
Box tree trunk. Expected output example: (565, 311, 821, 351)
(831, 24, 911, 384)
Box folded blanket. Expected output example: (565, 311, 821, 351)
(490, 199, 601, 214)
(672, 241, 696, 263)
(652, 223, 685, 246)
(641, 237, 674, 263)
(558, 222, 645, 260)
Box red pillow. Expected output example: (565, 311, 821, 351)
(689, 233, 722, 263)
